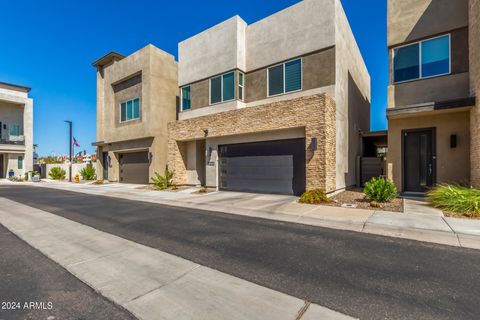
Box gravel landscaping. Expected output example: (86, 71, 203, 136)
(327, 188, 404, 212)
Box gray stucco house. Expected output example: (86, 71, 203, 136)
(386, 0, 479, 192)
(168, 0, 371, 195)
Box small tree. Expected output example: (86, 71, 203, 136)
(49, 167, 66, 180)
(151, 168, 175, 190)
(80, 165, 96, 180)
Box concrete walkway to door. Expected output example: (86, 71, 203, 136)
(3, 179, 480, 250)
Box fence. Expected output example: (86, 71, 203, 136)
(41, 163, 89, 180)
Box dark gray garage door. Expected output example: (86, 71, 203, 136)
(119, 151, 149, 184)
(219, 138, 306, 196)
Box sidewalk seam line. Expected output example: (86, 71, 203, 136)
(295, 301, 311, 320)
(442, 217, 462, 247)
(127, 264, 201, 303)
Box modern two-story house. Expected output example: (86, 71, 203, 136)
(386, 0, 478, 192)
(0, 81, 34, 178)
(168, 0, 370, 195)
(92, 44, 178, 184)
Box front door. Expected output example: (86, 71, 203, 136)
(0, 154, 4, 178)
(403, 129, 435, 192)
(102, 152, 109, 180)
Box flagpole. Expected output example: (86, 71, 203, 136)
(65, 120, 72, 182)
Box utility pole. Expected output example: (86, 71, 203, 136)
(65, 120, 72, 182)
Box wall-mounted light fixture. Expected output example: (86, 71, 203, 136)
(310, 137, 318, 152)
(203, 128, 209, 138)
(450, 134, 457, 148)
(148, 152, 153, 163)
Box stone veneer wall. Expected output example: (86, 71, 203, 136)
(470, 0, 480, 187)
(168, 94, 337, 192)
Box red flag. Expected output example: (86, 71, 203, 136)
(73, 137, 80, 147)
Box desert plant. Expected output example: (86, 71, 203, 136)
(80, 165, 96, 180)
(49, 167, 66, 180)
(428, 185, 480, 218)
(299, 189, 332, 204)
(363, 177, 397, 203)
(9, 176, 24, 182)
(151, 168, 175, 190)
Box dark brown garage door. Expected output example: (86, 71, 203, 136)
(119, 152, 149, 184)
(218, 138, 306, 196)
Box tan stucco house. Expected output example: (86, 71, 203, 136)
(0, 81, 34, 179)
(386, 0, 478, 192)
(92, 44, 178, 183)
(168, 0, 371, 195)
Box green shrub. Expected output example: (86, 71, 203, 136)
(299, 189, 331, 204)
(428, 185, 480, 217)
(49, 167, 66, 180)
(80, 165, 96, 180)
(151, 168, 175, 190)
(364, 177, 397, 203)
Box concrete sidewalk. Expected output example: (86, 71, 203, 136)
(5, 180, 480, 249)
(0, 197, 354, 320)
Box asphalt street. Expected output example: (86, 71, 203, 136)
(0, 223, 136, 320)
(1, 185, 479, 320)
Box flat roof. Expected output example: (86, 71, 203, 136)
(92, 51, 125, 68)
(0, 81, 31, 93)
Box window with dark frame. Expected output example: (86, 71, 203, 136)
(210, 71, 235, 104)
(393, 34, 450, 83)
(268, 58, 302, 96)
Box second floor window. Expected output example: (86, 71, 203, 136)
(120, 98, 140, 122)
(238, 72, 244, 101)
(210, 72, 235, 104)
(181, 86, 191, 111)
(268, 58, 302, 96)
(9, 124, 21, 136)
(393, 34, 450, 83)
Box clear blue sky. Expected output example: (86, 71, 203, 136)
(0, 0, 388, 157)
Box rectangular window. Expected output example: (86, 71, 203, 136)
(210, 71, 235, 104)
(181, 86, 191, 111)
(222, 72, 234, 101)
(121, 103, 127, 122)
(285, 59, 302, 92)
(120, 98, 140, 122)
(393, 34, 450, 83)
(18, 156, 23, 170)
(421, 35, 450, 78)
(268, 58, 302, 96)
(133, 98, 140, 118)
(9, 124, 21, 136)
(268, 64, 284, 96)
(210, 76, 222, 104)
(238, 72, 244, 101)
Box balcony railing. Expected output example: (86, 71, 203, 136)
(0, 135, 25, 146)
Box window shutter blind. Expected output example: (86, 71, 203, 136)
(285, 59, 301, 92)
